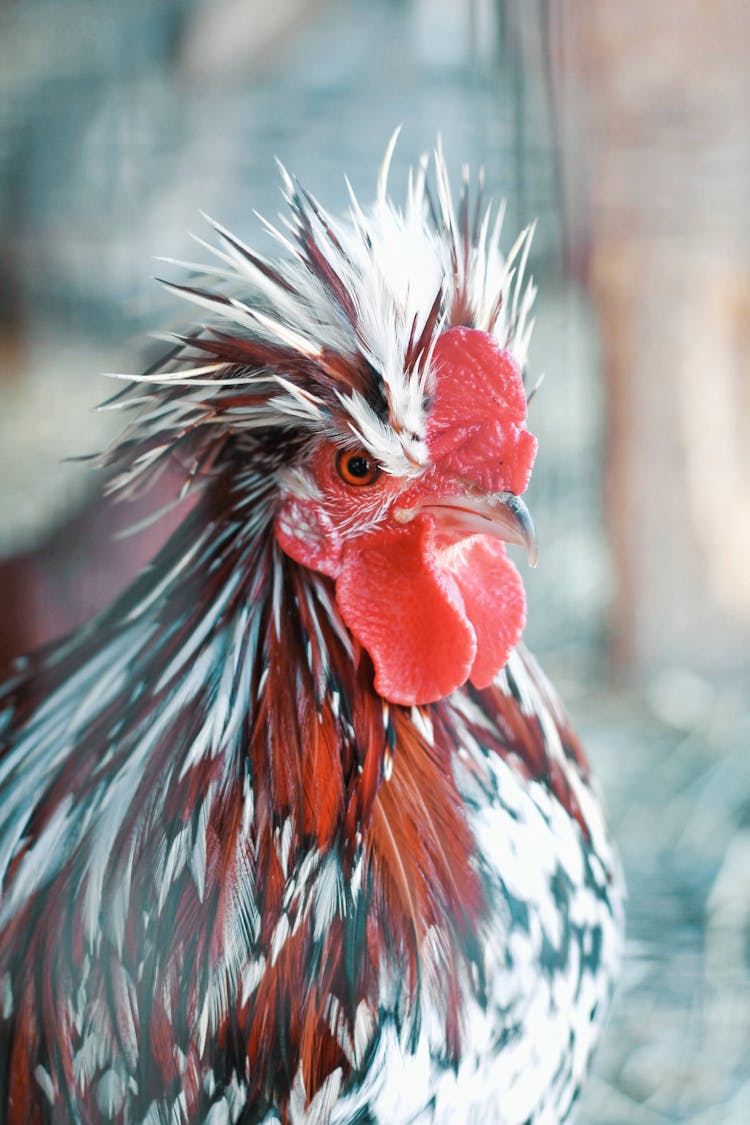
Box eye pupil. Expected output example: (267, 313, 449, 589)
(347, 456, 370, 478)
(336, 448, 380, 486)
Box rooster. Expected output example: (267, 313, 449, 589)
(0, 139, 623, 1124)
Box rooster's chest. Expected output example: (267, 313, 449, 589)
(276, 746, 623, 1125)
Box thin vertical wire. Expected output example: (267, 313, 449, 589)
(540, 0, 570, 271)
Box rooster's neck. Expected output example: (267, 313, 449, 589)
(0, 479, 497, 1108)
(0, 478, 617, 1117)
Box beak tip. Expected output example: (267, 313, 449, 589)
(503, 492, 538, 570)
(404, 488, 540, 565)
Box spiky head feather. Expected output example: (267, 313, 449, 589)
(102, 141, 537, 503)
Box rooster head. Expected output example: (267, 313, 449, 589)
(275, 326, 537, 705)
(107, 137, 539, 707)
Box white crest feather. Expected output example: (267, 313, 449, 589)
(103, 136, 536, 498)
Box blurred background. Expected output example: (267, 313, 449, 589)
(0, 0, 749, 1119)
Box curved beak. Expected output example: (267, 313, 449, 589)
(395, 490, 538, 567)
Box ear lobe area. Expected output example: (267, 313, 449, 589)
(334, 519, 477, 706)
(275, 495, 344, 577)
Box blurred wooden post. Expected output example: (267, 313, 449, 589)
(560, 1, 750, 678)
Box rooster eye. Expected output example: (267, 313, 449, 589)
(336, 448, 381, 487)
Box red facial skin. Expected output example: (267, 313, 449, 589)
(275, 328, 537, 705)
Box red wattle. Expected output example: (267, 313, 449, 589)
(335, 519, 477, 706)
(448, 537, 527, 689)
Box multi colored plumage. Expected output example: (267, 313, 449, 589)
(0, 140, 623, 1123)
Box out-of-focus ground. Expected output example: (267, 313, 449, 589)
(1, 2, 749, 1121)
(574, 674, 750, 1124)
